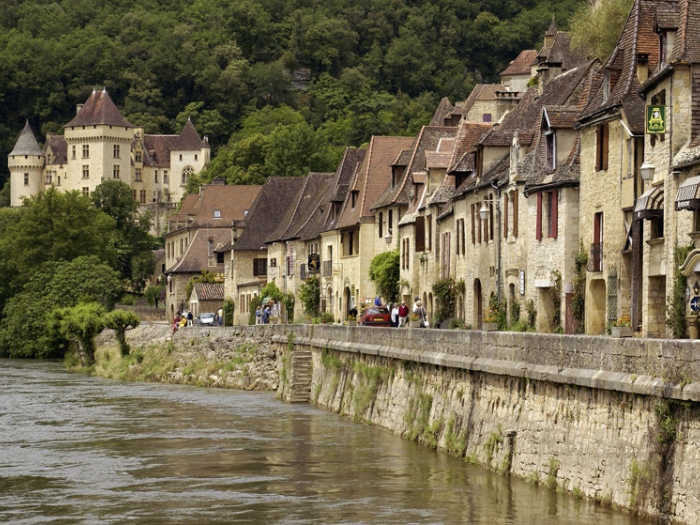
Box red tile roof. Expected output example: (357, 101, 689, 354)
(64, 89, 133, 128)
(500, 49, 538, 77)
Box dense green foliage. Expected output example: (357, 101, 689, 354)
(666, 244, 694, 338)
(299, 275, 321, 318)
(104, 309, 141, 356)
(0, 0, 585, 188)
(184, 270, 219, 301)
(569, 0, 633, 61)
(52, 302, 107, 366)
(369, 250, 400, 304)
(432, 276, 464, 326)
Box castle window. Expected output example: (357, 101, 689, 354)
(113, 145, 120, 159)
(135, 151, 142, 162)
(24, 173, 29, 186)
(82, 165, 89, 179)
(154, 170, 158, 183)
(135, 169, 142, 182)
(164, 170, 168, 183)
(45, 173, 52, 184)
(113, 165, 120, 179)
(82, 145, 89, 159)
(140, 190, 146, 203)
(182, 166, 194, 185)
(195, 154, 198, 161)
(82, 187, 89, 197)
(72, 145, 76, 160)
(179, 154, 183, 161)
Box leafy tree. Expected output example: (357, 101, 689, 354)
(666, 244, 694, 338)
(0, 256, 123, 359)
(0, 181, 9, 207)
(144, 283, 165, 308)
(51, 302, 106, 366)
(222, 297, 235, 326)
(570, 0, 634, 61)
(104, 309, 141, 356)
(369, 250, 400, 304)
(298, 275, 321, 318)
(432, 276, 461, 326)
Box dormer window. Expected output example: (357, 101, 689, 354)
(545, 131, 556, 173)
(351, 191, 358, 208)
(214, 210, 221, 219)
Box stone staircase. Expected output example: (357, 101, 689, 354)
(288, 350, 312, 403)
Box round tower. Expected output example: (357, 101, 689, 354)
(8, 121, 44, 207)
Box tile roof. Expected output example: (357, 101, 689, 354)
(193, 282, 225, 301)
(234, 177, 307, 250)
(337, 136, 414, 227)
(168, 184, 261, 231)
(64, 89, 133, 128)
(267, 172, 333, 243)
(447, 121, 493, 172)
(44, 134, 67, 165)
(173, 119, 203, 151)
(579, 0, 664, 132)
(319, 147, 366, 233)
(143, 135, 178, 168)
(462, 84, 506, 115)
(168, 228, 229, 274)
(500, 49, 538, 77)
(9, 122, 43, 157)
(429, 97, 456, 126)
(544, 106, 581, 128)
(669, 0, 700, 63)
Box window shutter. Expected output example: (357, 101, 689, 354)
(477, 204, 482, 243)
(471, 204, 475, 244)
(513, 190, 518, 237)
(536, 192, 543, 241)
(552, 190, 558, 239)
(602, 123, 609, 170)
(504, 192, 509, 239)
(415, 216, 425, 252)
(595, 126, 602, 171)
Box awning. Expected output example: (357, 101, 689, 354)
(675, 175, 700, 210)
(634, 185, 664, 220)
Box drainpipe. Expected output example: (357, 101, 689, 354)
(491, 181, 502, 302)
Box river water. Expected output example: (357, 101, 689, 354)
(0, 360, 652, 525)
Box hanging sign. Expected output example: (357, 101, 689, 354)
(646, 105, 666, 134)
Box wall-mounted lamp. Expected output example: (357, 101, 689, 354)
(640, 161, 656, 181)
(693, 281, 699, 296)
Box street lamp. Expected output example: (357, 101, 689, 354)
(640, 160, 656, 181)
(479, 189, 502, 301)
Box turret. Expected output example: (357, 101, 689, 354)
(8, 121, 44, 207)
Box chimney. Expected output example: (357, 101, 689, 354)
(76, 104, 84, 115)
(637, 53, 649, 83)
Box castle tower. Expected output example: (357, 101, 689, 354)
(63, 88, 134, 197)
(168, 118, 209, 203)
(8, 121, 45, 207)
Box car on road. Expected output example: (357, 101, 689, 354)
(197, 312, 216, 326)
(358, 307, 391, 327)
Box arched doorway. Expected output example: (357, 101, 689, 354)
(344, 286, 352, 320)
(474, 279, 483, 328)
(588, 278, 606, 335)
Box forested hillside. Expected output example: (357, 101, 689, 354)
(0, 0, 585, 188)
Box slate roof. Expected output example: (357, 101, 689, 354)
(267, 172, 333, 243)
(193, 282, 224, 301)
(45, 134, 67, 165)
(234, 177, 307, 251)
(537, 32, 585, 70)
(337, 136, 414, 228)
(143, 135, 178, 168)
(64, 89, 133, 128)
(579, 0, 664, 132)
(173, 119, 204, 151)
(462, 84, 506, 116)
(9, 122, 43, 157)
(500, 49, 538, 77)
(168, 184, 261, 231)
(319, 147, 366, 233)
(168, 228, 229, 274)
(430, 97, 456, 126)
(448, 122, 493, 172)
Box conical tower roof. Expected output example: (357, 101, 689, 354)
(64, 89, 133, 128)
(173, 118, 202, 151)
(545, 15, 558, 36)
(9, 121, 43, 157)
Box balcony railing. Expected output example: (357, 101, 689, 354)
(589, 242, 603, 272)
(322, 260, 333, 277)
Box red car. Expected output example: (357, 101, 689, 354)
(359, 307, 392, 327)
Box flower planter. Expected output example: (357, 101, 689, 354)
(409, 319, 421, 328)
(482, 322, 498, 332)
(611, 326, 633, 338)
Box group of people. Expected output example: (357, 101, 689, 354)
(171, 310, 193, 333)
(380, 297, 429, 328)
(255, 305, 271, 324)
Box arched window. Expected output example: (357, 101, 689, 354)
(181, 166, 194, 185)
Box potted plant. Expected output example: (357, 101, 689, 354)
(409, 312, 421, 328)
(610, 315, 633, 338)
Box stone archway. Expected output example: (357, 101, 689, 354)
(587, 278, 606, 335)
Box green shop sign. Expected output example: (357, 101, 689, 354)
(646, 105, 666, 134)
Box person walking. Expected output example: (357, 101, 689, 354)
(414, 300, 428, 328)
(217, 307, 224, 326)
(262, 306, 270, 325)
(186, 310, 193, 327)
(398, 300, 409, 327)
(255, 306, 262, 325)
(391, 303, 399, 327)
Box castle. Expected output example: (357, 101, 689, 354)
(7, 88, 210, 209)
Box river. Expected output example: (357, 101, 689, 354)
(0, 359, 652, 525)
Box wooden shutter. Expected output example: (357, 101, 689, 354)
(471, 204, 475, 244)
(595, 125, 602, 171)
(552, 190, 558, 239)
(504, 192, 509, 239)
(415, 216, 425, 252)
(602, 123, 609, 170)
(536, 192, 543, 241)
(513, 189, 518, 237)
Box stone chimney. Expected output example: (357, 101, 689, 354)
(76, 103, 84, 115)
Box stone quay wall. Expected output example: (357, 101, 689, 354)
(114, 323, 700, 524)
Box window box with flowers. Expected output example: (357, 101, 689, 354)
(610, 316, 632, 338)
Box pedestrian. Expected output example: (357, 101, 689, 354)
(217, 307, 224, 326)
(414, 300, 429, 328)
(412, 296, 420, 314)
(187, 310, 193, 327)
(374, 296, 382, 307)
(262, 306, 270, 325)
(255, 306, 262, 325)
(398, 300, 409, 327)
(391, 303, 399, 327)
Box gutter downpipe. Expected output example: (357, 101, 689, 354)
(491, 180, 502, 302)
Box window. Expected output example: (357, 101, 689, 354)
(270, 258, 277, 268)
(650, 216, 664, 239)
(132, 190, 137, 201)
(595, 123, 609, 171)
(402, 238, 410, 270)
(351, 191, 358, 208)
(214, 210, 221, 218)
(545, 132, 556, 173)
(113, 145, 120, 158)
(135, 169, 142, 182)
(194, 154, 198, 161)
(45, 173, 52, 184)
(140, 190, 146, 203)
(113, 165, 120, 179)
(155, 170, 159, 183)
(216, 252, 224, 264)
(164, 170, 168, 183)
(535, 190, 558, 240)
(82, 144, 89, 158)
(82, 187, 89, 197)
(179, 154, 183, 161)
(182, 166, 194, 185)
(694, 210, 700, 233)
(388, 210, 393, 232)
(457, 218, 466, 255)
(72, 145, 76, 160)
(82, 165, 89, 179)
(378, 212, 384, 238)
(253, 258, 267, 276)
(24, 173, 29, 186)
(135, 151, 142, 162)
(415, 216, 425, 252)
(483, 113, 492, 123)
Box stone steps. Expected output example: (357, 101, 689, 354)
(288, 350, 312, 403)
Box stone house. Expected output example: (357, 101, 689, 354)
(8, 89, 210, 232)
(164, 180, 260, 321)
(577, 0, 661, 335)
(189, 282, 224, 318)
(334, 136, 414, 312)
(500, 49, 538, 93)
(226, 177, 306, 325)
(637, 0, 700, 337)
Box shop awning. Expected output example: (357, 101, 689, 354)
(634, 185, 664, 220)
(675, 175, 700, 210)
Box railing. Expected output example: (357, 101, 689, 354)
(322, 260, 333, 277)
(589, 242, 603, 272)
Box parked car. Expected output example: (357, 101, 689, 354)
(358, 307, 391, 327)
(197, 312, 216, 326)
